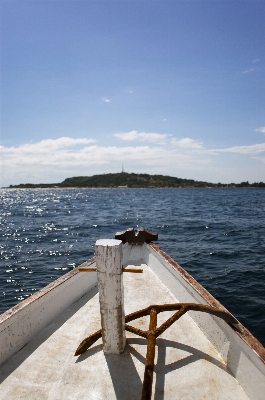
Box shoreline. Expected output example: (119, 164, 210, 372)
(2, 186, 264, 190)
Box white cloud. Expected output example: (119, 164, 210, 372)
(171, 137, 203, 150)
(0, 138, 174, 169)
(252, 59, 260, 63)
(102, 97, 111, 103)
(255, 126, 265, 134)
(216, 143, 265, 155)
(0, 137, 96, 155)
(242, 68, 255, 74)
(114, 130, 171, 144)
(1, 136, 265, 187)
(0, 136, 211, 186)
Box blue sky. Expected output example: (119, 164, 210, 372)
(1, 0, 265, 186)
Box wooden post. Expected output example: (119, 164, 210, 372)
(95, 239, 126, 354)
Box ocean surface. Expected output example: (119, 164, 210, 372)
(0, 188, 264, 346)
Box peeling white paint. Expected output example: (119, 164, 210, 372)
(95, 239, 126, 354)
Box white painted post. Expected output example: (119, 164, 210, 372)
(95, 239, 126, 354)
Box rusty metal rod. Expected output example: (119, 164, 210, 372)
(125, 303, 237, 326)
(123, 268, 143, 273)
(75, 311, 149, 356)
(183, 303, 238, 324)
(78, 267, 97, 272)
(141, 308, 157, 400)
(78, 267, 143, 273)
(155, 303, 238, 338)
(75, 303, 238, 356)
(125, 324, 148, 338)
(125, 308, 151, 323)
(75, 329, 102, 356)
(155, 307, 187, 338)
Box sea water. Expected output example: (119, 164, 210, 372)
(0, 188, 264, 345)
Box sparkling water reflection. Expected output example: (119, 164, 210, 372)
(0, 188, 264, 345)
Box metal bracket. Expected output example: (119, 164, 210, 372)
(115, 227, 158, 244)
(78, 266, 143, 273)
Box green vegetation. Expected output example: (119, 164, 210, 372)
(7, 172, 265, 188)
(59, 173, 211, 188)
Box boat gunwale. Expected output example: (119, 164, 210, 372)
(0, 256, 96, 325)
(149, 243, 265, 365)
(1, 242, 264, 365)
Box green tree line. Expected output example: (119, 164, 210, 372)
(7, 173, 265, 188)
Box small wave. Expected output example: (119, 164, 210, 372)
(0, 187, 264, 345)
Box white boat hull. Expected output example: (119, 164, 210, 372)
(0, 242, 264, 399)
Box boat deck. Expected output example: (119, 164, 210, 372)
(0, 262, 249, 399)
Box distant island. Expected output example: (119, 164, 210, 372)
(7, 172, 265, 188)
